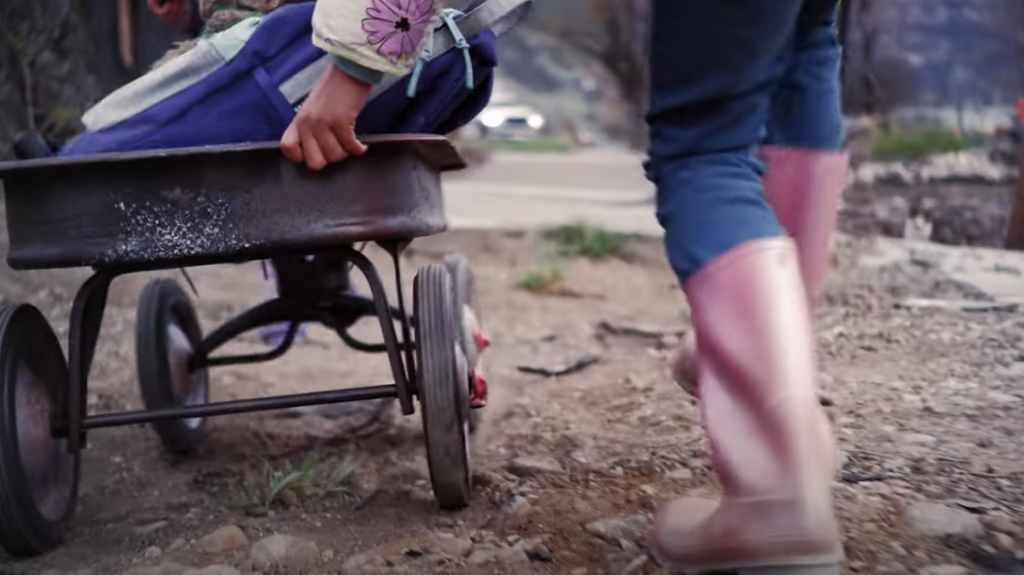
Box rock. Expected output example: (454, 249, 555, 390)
(902, 433, 938, 446)
(992, 531, 1017, 552)
(467, 544, 529, 566)
(902, 502, 985, 538)
(121, 565, 189, 575)
(167, 538, 186, 552)
(249, 534, 320, 572)
(181, 567, 240, 575)
(584, 515, 650, 545)
(519, 540, 553, 562)
(155, 564, 190, 575)
(918, 566, 968, 575)
(341, 551, 387, 574)
(665, 467, 693, 481)
(432, 533, 473, 558)
(508, 456, 564, 477)
(982, 513, 1019, 535)
(322, 549, 336, 562)
(119, 568, 161, 575)
(279, 488, 300, 509)
(144, 546, 162, 559)
(134, 521, 170, 537)
(196, 526, 249, 554)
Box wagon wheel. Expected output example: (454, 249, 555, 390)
(444, 254, 485, 434)
(414, 264, 472, 510)
(0, 304, 80, 557)
(136, 279, 209, 455)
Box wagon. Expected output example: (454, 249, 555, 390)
(0, 135, 488, 557)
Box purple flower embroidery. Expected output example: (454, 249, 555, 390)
(363, 0, 435, 65)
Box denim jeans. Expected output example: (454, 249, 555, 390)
(646, 0, 843, 281)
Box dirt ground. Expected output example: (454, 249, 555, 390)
(1, 222, 1024, 575)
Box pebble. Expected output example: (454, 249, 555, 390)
(918, 566, 969, 575)
(134, 521, 170, 537)
(902, 502, 985, 538)
(196, 526, 249, 554)
(249, 534, 320, 572)
(982, 512, 1019, 535)
(119, 563, 189, 575)
(322, 549, 336, 563)
(992, 531, 1017, 552)
(507, 455, 564, 477)
(665, 467, 694, 481)
(143, 546, 162, 559)
(584, 515, 651, 545)
(181, 567, 240, 575)
(432, 533, 473, 558)
(902, 433, 938, 446)
(167, 539, 187, 552)
(467, 544, 529, 566)
(341, 551, 386, 574)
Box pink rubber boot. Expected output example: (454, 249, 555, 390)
(651, 237, 843, 574)
(673, 147, 849, 393)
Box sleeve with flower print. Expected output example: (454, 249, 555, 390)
(312, 0, 439, 77)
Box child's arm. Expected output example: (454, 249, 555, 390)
(312, 0, 439, 79)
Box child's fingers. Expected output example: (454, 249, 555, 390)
(315, 125, 348, 165)
(280, 123, 304, 164)
(300, 129, 327, 171)
(337, 125, 368, 156)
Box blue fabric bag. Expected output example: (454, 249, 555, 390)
(60, 0, 519, 156)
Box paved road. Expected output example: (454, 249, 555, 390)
(444, 148, 1024, 305)
(443, 148, 662, 236)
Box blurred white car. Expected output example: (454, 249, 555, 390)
(473, 102, 547, 141)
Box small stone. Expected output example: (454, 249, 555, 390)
(144, 546, 162, 559)
(983, 513, 1019, 535)
(167, 539, 186, 552)
(665, 467, 693, 481)
(902, 433, 938, 446)
(622, 554, 648, 575)
(432, 533, 473, 558)
(134, 521, 170, 537)
(322, 549, 336, 562)
(249, 534, 320, 572)
(156, 563, 190, 575)
(467, 545, 503, 566)
(119, 569, 160, 575)
(341, 551, 386, 574)
(196, 526, 249, 554)
(279, 489, 300, 509)
(508, 456, 564, 477)
(522, 543, 553, 562)
(918, 566, 968, 575)
(181, 566, 240, 575)
(902, 502, 985, 538)
(992, 532, 1017, 552)
(245, 506, 269, 518)
(584, 515, 651, 545)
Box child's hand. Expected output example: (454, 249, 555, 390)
(281, 65, 372, 171)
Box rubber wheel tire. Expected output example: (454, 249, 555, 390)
(136, 279, 209, 455)
(444, 254, 484, 434)
(414, 264, 472, 510)
(0, 304, 79, 557)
